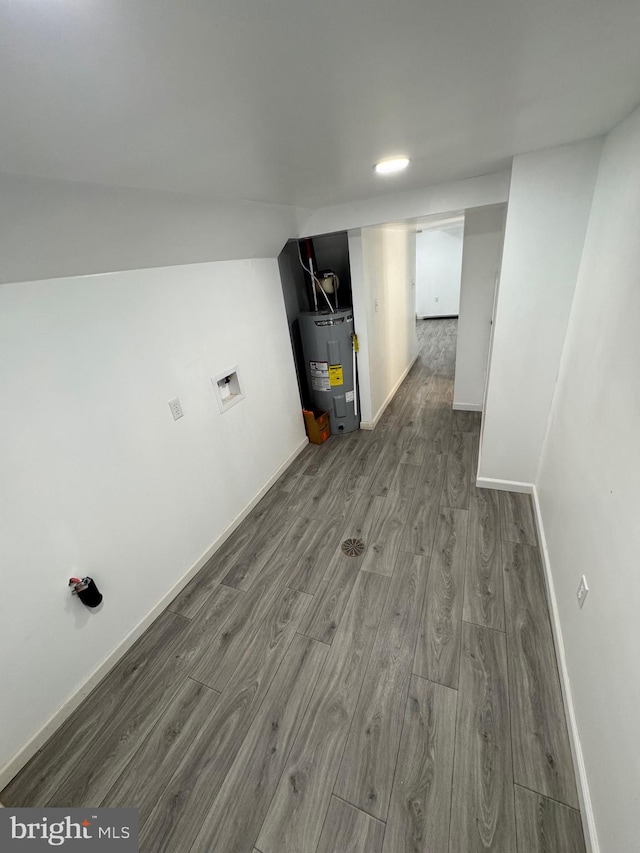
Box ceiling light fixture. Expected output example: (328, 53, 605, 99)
(375, 156, 410, 175)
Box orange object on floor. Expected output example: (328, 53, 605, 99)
(303, 409, 331, 445)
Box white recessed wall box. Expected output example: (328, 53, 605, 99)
(212, 366, 245, 413)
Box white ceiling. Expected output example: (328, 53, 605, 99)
(1, 0, 639, 208)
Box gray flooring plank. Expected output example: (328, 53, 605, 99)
(256, 571, 390, 853)
(168, 542, 239, 619)
(171, 581, 245, 668)
(275, 454, 309, 493)
(306, 463, 370, 521)
(380, 461, 422, 498)
(368, 444, 404, 497)
(237, 512, 336, 596)
(399, 426, 428, 467)
(354, 425, 396, 479)
(414, 506, 469, 689)
(299, 555, 360, 645)
(450, 621, 516, 853)
(514, 784, 586, 853)
(316, 797, 385, 853)
(191, 578, 310, 692)
(281, 472, 317, 516)
(140, 587, 312, 852)
(300, 493, 378, 644)
(413, 374, 435, 407)
(401, 451, 448, 556)
(425, 389, 453, 415)
(463, 488, 506, 631)
(191, 634, 329, 853)
(499, 491, 537, 545)
(503, 542, 579, 808)
(283, 511, 350, 595)
(184, 529, 301, 691)
(452, 409, 482, 434)
(334, 552, 428, 819)
(360, 490, 413, 577)
(101, 678, 219, 819)
(421, 403, 453, 455)
(299, 439, 338, 477)
(220, 502, 297, 591)
(328, 431, 369, 464)
(227, 482, 299, 549)
(382, 675, 457, 853)
(440, 430, 473, 510)
(395, 384, 422, 414)
(419, 376, 443, 405)
(168, 489, 293, 616)
(48, 588, 242, 808)
(1, 611, 190, 808)
(301, 434, 359, 478)
(401, 393, 426, 427)
(344, 431, 383, 479)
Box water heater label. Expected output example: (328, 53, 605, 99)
(310, 361, 331, 391)
(329, 365, 344, 386)
(345, 390, 354, 403)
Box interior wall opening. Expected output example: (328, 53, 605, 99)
(277, 231, 358, 438)
(415, 215, 465, 319)
(277, 202, 506, 447)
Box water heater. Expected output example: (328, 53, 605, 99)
(299, 308, 360, 434)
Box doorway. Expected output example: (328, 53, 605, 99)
(415, 216, 465, 319)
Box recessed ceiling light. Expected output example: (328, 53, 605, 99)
(375, 157, 410, 175)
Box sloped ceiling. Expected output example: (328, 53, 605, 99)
(1, 0, 639, 208)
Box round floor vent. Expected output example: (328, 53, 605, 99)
(341, 538, 366, 557)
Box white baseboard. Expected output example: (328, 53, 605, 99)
(531, 487, 598, 853)
(362, 354, 419, 431)
(475, 476, 534, 494)
(452, 402, 483, 412)
(0, 437, 309, 792)
(416, 314, 459, 320)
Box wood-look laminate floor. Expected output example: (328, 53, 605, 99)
(2, 319, 586, 853)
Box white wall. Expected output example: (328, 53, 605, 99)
(0, 172, 302, 284)
(478, 139, 602, 486)
(350, 225, 418, 427)
(536, 105, 640, 853)
(298, 170, 510, 237)
(415, 224, 463, 318)
(453, 204, 506, 410)
(0, 258, 306, 773)
(347, 230, 373, 425)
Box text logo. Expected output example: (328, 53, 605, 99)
(0, 809, 138, 851)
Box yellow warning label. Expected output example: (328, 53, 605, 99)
(329, 364, 344, 386)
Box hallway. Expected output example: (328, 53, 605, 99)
(2, 319, 586, 852)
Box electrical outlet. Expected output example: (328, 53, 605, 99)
(374, 299, 379, 313)
(435, 296, 439, 302)
(168, 397, 184, 421)
(576, 575, 589, 608)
